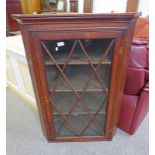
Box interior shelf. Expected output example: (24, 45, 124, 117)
(50, 92, 107, 114)
(46, 65, 111, 92)
(53, 111, 106, 115)
(45, 59, 112, 65)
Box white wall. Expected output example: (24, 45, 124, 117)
(78, 0, 84, 13)
(93, 0, 127, 13)
(138, 0, 149, 17)
(91, 0, 148, 16)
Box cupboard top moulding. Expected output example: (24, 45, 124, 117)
(13, 13, 141, 142)
(13, 12, 141, 29)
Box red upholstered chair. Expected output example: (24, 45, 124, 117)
(118, 17, 149, 134)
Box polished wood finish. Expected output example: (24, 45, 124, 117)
(126, 0, 140, 12)
(84, 0, 93, 13)
(13, 13, 140, 142)
(6, 0, 22, 31)
(20, 0, 41, 14)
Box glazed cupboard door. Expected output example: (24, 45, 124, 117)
(32, 30, 122, 141)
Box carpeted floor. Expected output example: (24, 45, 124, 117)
(6, 89, 149, 155)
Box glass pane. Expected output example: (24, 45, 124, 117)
(41, 38, 113, 65)
(51, 92, 107, 114)
(45, 64, 111, 91)
(81, 39, 113, 62)
(54, 115, 76, 137)
(41, 38, 115, 137)
(84, 114, 106, 136)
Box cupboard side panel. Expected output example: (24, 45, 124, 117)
(19, 26, 55, 141)
(110, 21, 137, 136)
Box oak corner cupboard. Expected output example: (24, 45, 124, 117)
(13, 13, 140, 142)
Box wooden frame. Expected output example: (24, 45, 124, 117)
(13, 13, 140, 142)
(126, 0, 140, 12)
(84, 0, 93, 13)
(6, 0, 22, 32)
(70, 0, 78, 12)
(56, 0, 66, 12)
